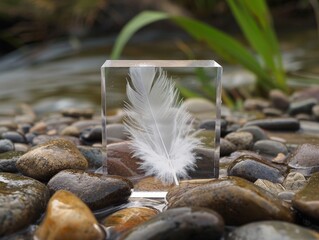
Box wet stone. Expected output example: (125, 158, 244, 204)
(167, 176, 294, 226)
(16, 138, 88, 181)
(225, 131, 253, 150)
(288, 143, 319, 177)
(227, 155, 285, 183)
(0, 139, 14, 153)
(227, 221, 319, 240)
(77, 145, 104, 169)
(80, 125, 102, 143)
(0, 151, 24, 172)
(0, 172, 50, 237)
(220, 138, 237, 156)
(254, 179, 285, 195)
(289, 98, 318, 116)
(269, 89, 290, 111)
(102, 207, 159, 233)
(120, 207, 224, 240)
(253, 140, 288, 157)
(237, 126, 269, 142)
(35, 190, 104, 240)
(283, 172, 307, 191)
(61, 108, 94, 118)
(244, 118, 300, 131)
(47, 169, 132, 210)
(293, 172, 319, 221)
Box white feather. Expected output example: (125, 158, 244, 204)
(124, 66, 200, 184)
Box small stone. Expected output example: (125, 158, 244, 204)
(32, 134, 80, 146)
(227, 221, 319, 240)
(101, 207, 159, 233)
(199, 119, 227, 133)
(293, 172, 319, 221)
(220, 138, 237, 156)
(254, 179, 285, 195)
(288, 143, 319, 177)
(77, 145, 104, 169)
(29, 121, 47, 134)
(0, 151, 23, 172)
(262, 107, 283, 117)
(228, 155, 285, 183)
(0, 173, 50, 237)
(1, 131, 27, 143)
(283, 172, 307, 191)
(121, 207, 224, 240)
(80, 126, 102, 143)
(225, 132, 253, 150)
(289, 98, 318, 116)
(167, 177, 294, 225)
(14, 143, 29, 152)
(47, 169, 132, 210)
(244, 98, 270, 111)
(16, 138, 88, 181)
(272, 153, 288, 164)
(60, 125, 80, 137)
(244, 118, 300, 131)
(269, 89, 290, 111)
(238, 126, 269, 142)
(253, 140, 288, 157)
(72, 120, 101, 131)
(61, 108, 94, 118)
(0, 139, 14, 153)
(134, 176, 172, 192)
(182, 98, 216, 120)
(35, 190, 104, 240)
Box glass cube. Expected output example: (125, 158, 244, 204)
(100, 60, 222, 198)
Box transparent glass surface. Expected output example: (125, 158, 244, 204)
(101, 60, 222, 198)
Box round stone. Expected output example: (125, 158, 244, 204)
(16, 138, 88, 181)
(167, 177, 294, 226)
(269, 89, 290, 111)
(220, 138, 237, 156)
(289, 98, 318, 116)
(0, 139, 14, 153)
(80, 126, 102, 143)
(182, 98, 216, 120)
(47, 169, 132, 210)
(77, 145, 104, 169)
(0, 173, 50, 237)
(244, 98, 270, 111)
(121, 207, 224, 240)
(237, 126, 269, 142)
(1, 131, 27, 143)
(225, 132, 253, 150)
(253, 140, 288, 157)
(0, 151, 24, 172)
(283, 172, 307, 191)
(35, 190, 104, 240)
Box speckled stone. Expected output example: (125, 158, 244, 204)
(0, 173, 50, 237)
(167, 176, 294, 225)
(47, 169, 132, 210)
(120, 207, 224, 240)
(16, 138, 88, 181)
(254, 179, 285, 195)
(182, 98, 216, 120)
(102, 207, 159, 233)
(227, 221, 319, 240)
(293, 172, 319, 221)
(77, 145, 104, 169)
(283, 172, 307, 191)
(35, 190, 104, 240)
(225, 132, 253, 150)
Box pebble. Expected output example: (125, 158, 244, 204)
(47, 169, 132, 210)
(253, 140, 288, 157)
(262, 107, 283, 117)
(225, 132, 253, 150)
(288, 98, 318, 116)
(134, 176, 172, 192)
(167, 176, 294, 225)
(220, 138, 237, 156)
(35, 190, 104, 240)
(61, 108, 94, 118)
(227, 221, 319, 240)
(0, 173, 50, 237)
(254, 179, 285, 195)
(80, 125, 102, 143)
(182, 98, 216, 120)
(14, 143, 29, 152)
(29, 121, 47, 134)
(244, 118, 300, 131)
(269, 89, 290, 111)
(293, 172, 319, 221)
(120, 207, 224, 240)
(244, 98, 270, 111)
(227, 155, 285, 183)
(101, 207, 159, 233)
(16, 138, 88, 181)
(237, 126, 269, 142)
(32, 134, 80, 146)
(199, 119, 227, 133)
(0, 151, 23, 172)
(283, 172, 307, 191)
(288, 143, 319, 177)
(77, 145, 104, 169)
(0, 139, 14, 153)
(60, 125, 80, 137)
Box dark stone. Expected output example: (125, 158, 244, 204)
(262, 108, 283, 117)
(47, 169, 132, 210)
(1, 131, 27, 144)
(227, 155, 285, 183)
(120, 207, 224, 240)
(16, 138, 88, 181)
(0, 173, 50, 237)
(61, 108, 94, 118)
(220, 138, 237, 156)
(244, 118, 300, 131)
(0, 139, 14, 153)
(237, 126, 269, 142)
(288, 98, 318, 116)
(0, 151, 24, 172)
(269, 89, 290, 111)
(227, 221, 319, 240)
(288, 144, 319, 177)
(167, 176, 294, 226)
(253, 140, 288, 157)
(77, 145, 104, 169)
(80, 126, 102, 143)
(199, 119, 227, 133)
(293, 172, 319, 221)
